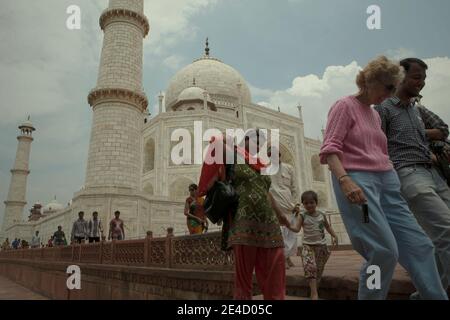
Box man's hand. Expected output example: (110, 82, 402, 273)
(431, 153, 439, 165)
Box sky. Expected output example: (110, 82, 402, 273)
(1, 0, 450, 223)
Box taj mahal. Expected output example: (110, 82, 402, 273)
(0, 0, 348, 245)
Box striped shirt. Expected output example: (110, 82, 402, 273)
(71, 219, 88, 239)
(88, 219, 103, 237)
(320, 96, 393, 172)
(374, 97, 449, 170)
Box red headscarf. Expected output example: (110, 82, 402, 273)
(197, 134, 267, 197)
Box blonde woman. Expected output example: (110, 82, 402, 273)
(320, 56, 447, 300)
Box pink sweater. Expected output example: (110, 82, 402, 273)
(320, 96, 393, 172)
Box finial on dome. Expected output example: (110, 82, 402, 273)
(205, 37, 210, 57)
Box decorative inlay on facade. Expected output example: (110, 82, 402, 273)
(88, 88, 148, 112)
(280, 135, 296, 151)
(3, 201, 27, 206)
(10, 169, 30, 175)
(100, 8, 150, 37)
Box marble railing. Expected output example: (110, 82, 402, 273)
(0, 230, 234, 271)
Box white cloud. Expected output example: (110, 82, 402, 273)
(251, 61, 361, 138)
(163, 54, 185, 71)
(386, 47, 417, 61)
(421, 57, 450, 124)
(0, 0, 104, 125)
(144, 0, 219, 56)
(252, 57, 450, 140)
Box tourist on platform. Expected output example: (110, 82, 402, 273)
(71, 211, 88, 244)
(88, 211, 103, 243)
(320, 56, 447, 299)
(374, 58, 450, 298)
(11, 238, 18, 249)
(268, 146, 300, 269)
(198, 129, 289, 300)
(108, 211, 125, 241)
(288, 191, 338, 300)
(31, 231, 40, 249)
(184, 184, 208, 235)
(53, 226, 66, 246)
(1, 238, 10, 251)
(47, 236, 54, 248)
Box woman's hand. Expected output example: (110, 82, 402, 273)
(340, 176, 367, 204)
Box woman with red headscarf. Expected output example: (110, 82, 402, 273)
(198, 129, 289, 300)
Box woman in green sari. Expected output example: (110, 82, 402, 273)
(199, 129, 289, 300)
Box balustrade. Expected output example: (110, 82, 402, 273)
(0, 231, 233, 271)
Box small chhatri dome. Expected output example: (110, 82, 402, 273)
(19, 116, 35, 131)
(178, 86, 210, 102)
(172, 83, 216, 111)
(42, 196, 64, 214)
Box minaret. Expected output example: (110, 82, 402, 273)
(297, 104, 303, 121)
(1, 117, 35, 235)
(158, 92, 164, 114)
(84, 0, 150, 191)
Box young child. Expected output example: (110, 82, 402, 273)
(288, 190, 338, 300)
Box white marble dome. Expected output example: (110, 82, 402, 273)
(165, 57, 252, 111)
(172, 86, 216, 111)
(178, 86, 211, 102)
(42, 198, 64, 214)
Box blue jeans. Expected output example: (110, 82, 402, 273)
(397, 165, 450, 291)
(332, 170, 447, 300)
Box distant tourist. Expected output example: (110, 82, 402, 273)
(288, 191, 338, 300)
(375, 58, 450, 298)
(184, 184, 208, 235)
(268, 146, 300, 269)
(108, 211, 125, 241)
(320, 56, 447, 299)
(53, 226, 66, 246)
(88, 211, 103, 243)
(71, 211, 88, 244)
(31, 231, 40, 249)
(1, 238, 9, 251)
(11, 238, 18, 249)
(47, 236, 54, 248)
(20, 239, 28, 249)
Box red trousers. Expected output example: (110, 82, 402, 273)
(233, 245, 286, 300)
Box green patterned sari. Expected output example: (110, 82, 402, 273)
(227, 164, 284, 249)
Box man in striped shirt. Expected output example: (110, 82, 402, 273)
(71, 211, 88, 244)
(375, 58, 450, 298)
